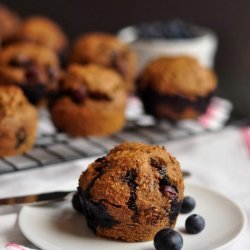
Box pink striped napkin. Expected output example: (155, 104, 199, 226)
(1, 243, 36, 250)
(241, 127, 250, 156)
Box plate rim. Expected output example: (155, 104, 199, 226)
(18, 182, 248, 250)
(184, 182, 247, 249)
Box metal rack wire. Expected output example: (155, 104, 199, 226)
(0, 97, 235, 175)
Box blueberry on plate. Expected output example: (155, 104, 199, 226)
(180, 196, 196, 214)
(72, 192, 83, 213)
(185, 214, 205, 234)
(154, 228, 183, 250)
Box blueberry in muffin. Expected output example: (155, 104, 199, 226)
(50, 64, 127, 136)
(137, 56, 217, 120)
(0, 85, 38, 156)
(0, 43, 61, 105)
(75, 142, 184, 242)
(69, 32, 137, 93)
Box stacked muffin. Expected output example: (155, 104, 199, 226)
(0, 4, 21, 45)
(49, 32, 137, 136)
(0, 86, 38, 156)
(13, 16, 68, 55)
(50, 64, 127, 136)
(0, 43, 61, 105)
(0, 4, 139, 156)
(0, 5, 69, 156)
(0, 4, 218, 158)
(137, 56, 217, 120)
(70, 33, 137, 93)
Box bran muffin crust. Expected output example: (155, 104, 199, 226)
(0, 85, 38, 156)
(14, 16, 68, 54)
(50, 64, 127, 136)
(0, 43, 61, 104)
(138, 56, 217, 98)
(137, 56, 218, 119)
(77, 142, 184, 242)
(69, 32, 137, 92)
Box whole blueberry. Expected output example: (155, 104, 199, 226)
(72, 192, 83, 213)
(185, 214, 205, 234)
(25, 65, 41, 85)
(180, 196, 196, 214)
(154, 228, 183, 250)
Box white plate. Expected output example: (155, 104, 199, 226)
(19, 183, 247, 250)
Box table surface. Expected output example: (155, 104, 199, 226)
(0, 126, 250, 249)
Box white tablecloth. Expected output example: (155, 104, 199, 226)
(0, 126, 250, 250)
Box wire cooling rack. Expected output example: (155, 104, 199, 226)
(0, 97, 236, 175)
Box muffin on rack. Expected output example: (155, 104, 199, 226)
(0, 85, 38, 156)
(0, 4, 21, 45)
(14, 16, 68, 55)
(50, 64, 127, 136)
(0, 43, 61, 105)
(69, 32, 137, 93)
(137, 56, 217, 120)
(75, 141, 184, 242)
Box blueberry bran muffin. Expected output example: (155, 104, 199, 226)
(137, 56, 217, 120)
(70, 33, 137, 93)
(14, 16, 68, 54)
(0, 4, 20, 45)
(50, 64, 127, 136)
(0, 43, 61, 105)
(0, 86, 38, 156)
(76, 142, 184, 242)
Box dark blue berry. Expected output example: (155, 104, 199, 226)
(70, 86, 87, 103)
(180, 196, 196, 214)
(185, 214, 205, 234)
(15, 128, 26, 149)
(25, 65, 40, 85)
(138, 22, 164, 39)
(137, 19, 201, 39)
(160, 185, 178, 200)
(154, 228, 183, 250)
(72, 192, 83, 213)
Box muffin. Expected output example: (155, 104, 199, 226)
(69, 32, 137, 92)
(0, 85, 38, 156)
(137, 56, 217, 120)
(0, 43, 61, 105)
(0, 4, 21, 44)
(75, 142, 184, 242)
(14, 16, 68, 54)
(50, 64, 127, 136)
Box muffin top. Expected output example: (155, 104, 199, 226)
(14, 16, 68, 53)
(0, 4, 20, 41)
(57, 64, 127, 103)
(137, 56, 217, 97)
(70, 32, 137, 84)
(0, 43, 60, 85)
(0, 85, 29, 118)
(79, 141, 184, 228)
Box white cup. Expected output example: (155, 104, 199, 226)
(118, 25, 218, 72)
